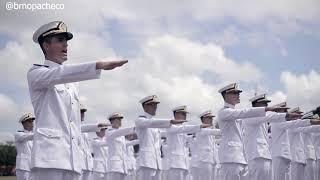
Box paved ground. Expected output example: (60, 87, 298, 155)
(0, 177, 15, 180)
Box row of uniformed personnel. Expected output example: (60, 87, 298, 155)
(16, 20, 320, 180)
(16, 90, 320, 180)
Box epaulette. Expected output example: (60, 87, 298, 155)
(33, 64, 49, 68)
(17, 130, 24, 132)
(139, 115, 147, 118)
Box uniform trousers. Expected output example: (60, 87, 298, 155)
(108, 172, 126, 180)
(168, 168, 188, 180)
(315, 160, 320, 180)
(137, 167, 161, 180)
(16, 169, 31, 180)
(290, 162, 305, 180)
(248, 158, 271, 180)
(80, 170, 92, 180)
(304, 159, 316, 180)
(214, 164, 221, 180)
(93, 171, 107, 180)
(31, 168, 80, 180)
(125, 169, 136, 180)
(219, 163, 248, 180)
(272, 157, 291, 180)
(190, 166, 199, 180)
(197, 162, 215, 180)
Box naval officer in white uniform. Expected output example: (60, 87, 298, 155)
(193, 110, 221, 180)
(242, 94, 299, 180)
(217, 83, 286, 180)
(135, 95, 187, 180)
(28, 21, 128, 180)
(270, 102, 320, 180)
(288, 107, 306, 180)
(105, 112, 136, 180)
(92, 127, 109, 180)
(166, 105, 210, 180)
(15, 113, 35, 180)
(79, 104, 109, 180)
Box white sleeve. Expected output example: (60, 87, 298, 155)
(218, 107, 266, 121)
(28, 62, 101, 90)
(301, 125, 320, 133)
(272, 119, 311, 130)
(106, 127, 135, 140)
(14, 132, 34, 143)
(135, 117, 171, 128)
(91, 139, 108, 147)
(167, 125, 201, 134)
(243, 112, 286, 125)
(198, 129, 221, 136)
(81, 124, 100, 132)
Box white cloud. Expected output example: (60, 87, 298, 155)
(280, 70, 320, 111)
(0, 0, 319, 138)
(76, 35, 263, 127)
(1, 0, 319, 37)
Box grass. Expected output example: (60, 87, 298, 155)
(0, 177, 15, 180)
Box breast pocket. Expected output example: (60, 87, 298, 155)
(36, 128, 63, 157)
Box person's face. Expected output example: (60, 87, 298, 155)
(201, 117, 213, 125)
(143, 103, 158, 116)
(110, 118, 122, 129)
(253, 101, 268, 107)
(125, 134, 136, 141)
(96, 129, 106, 138)
(22, 119, 34, 131)
(225, 92, 241, 105)
(174, 112, 187, 121)
(278, 108, 288, 113)
(80, 111, 85, 122)
(43, 34, 68, 64)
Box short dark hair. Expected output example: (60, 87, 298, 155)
(39, 36, 53, 55)
(221, 92, 227, 100)
(252, 101, 257, 107)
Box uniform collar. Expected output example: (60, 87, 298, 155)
(144, 112, 153, 119)
(44, 59, 61, 68)
(20, 129, 32, 133)
(224, 102, 235, 109)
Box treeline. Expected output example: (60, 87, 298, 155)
(0, 144, 16, 176)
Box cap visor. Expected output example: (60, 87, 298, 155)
(144, 101, 160, 105)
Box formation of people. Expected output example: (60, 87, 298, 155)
(13, 21, 320, 180)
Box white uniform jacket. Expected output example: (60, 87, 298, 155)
(92, 136, 108, 173)
(15, 130, 34, 171)
(81, 123, 101, 171)
(242, 112, 286, 161)
(27, 60, 101, 173)
(271, 119, 310, 160)
(194, 128, 221, 165)
(289, 128, 306, 164)
(105, 127, 135, 174)
(126, 139, 139, 171)
(135, 112, 171, 170)
(166, 124, 201, 170)
(217, 102, 266, 164)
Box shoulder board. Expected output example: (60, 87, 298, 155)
(139, 115, 147, 118)
(33, 64, 49, 68)
(93, 137, 99, 140)
(17, 130, 24, 132)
